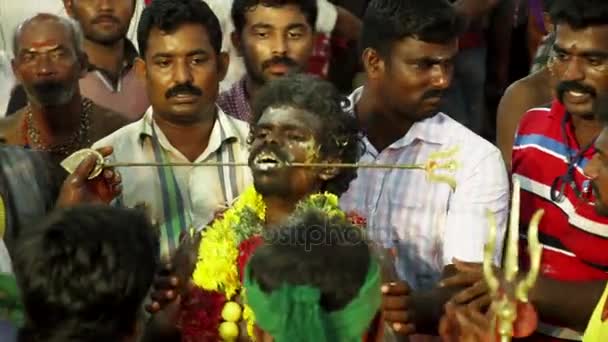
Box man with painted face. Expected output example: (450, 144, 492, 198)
(92, 0, 251, 257)
(510, 0, 608, 339)
(143, 73, 363, 341)
(0, 14, 128, 157)
(339, 0, 509, 337)
(217, 0, 317, 122)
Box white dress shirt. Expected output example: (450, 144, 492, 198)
(93, 107, 252, 256)
(341, 87, 509, 291)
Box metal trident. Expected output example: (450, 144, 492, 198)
(484, 178, 544, 342)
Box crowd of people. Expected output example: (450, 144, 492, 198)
(0, 0, 607, 341)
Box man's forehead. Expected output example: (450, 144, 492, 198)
(555, 24, 608, 52)
(18, 21, 71, 50)
(147, 25, 213, 55)
(245, 4, 310, 28)
(392, 36, 458, 60)
(257, 106, 321, 130)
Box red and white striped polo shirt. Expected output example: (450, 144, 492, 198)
(513, 99, 608, 340)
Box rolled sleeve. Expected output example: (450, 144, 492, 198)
(442, 149, 509, 266)
(315, 0, 338, 33)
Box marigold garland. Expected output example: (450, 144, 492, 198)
(188, 186, 360, 340)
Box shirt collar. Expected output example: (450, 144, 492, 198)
(139, 105, 243, 152)
(87, 39, 139, 74)
(347, 86, 449, 149)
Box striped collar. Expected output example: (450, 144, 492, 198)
(138, 106, 245, 161)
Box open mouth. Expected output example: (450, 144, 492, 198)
(252, 152, 285, 171)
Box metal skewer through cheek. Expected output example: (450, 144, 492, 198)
(61, 148, 462, 188)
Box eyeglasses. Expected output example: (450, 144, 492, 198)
(550, 163, 592, 203)
(550, 113, 595, 203)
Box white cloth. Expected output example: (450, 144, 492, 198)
(0, 51, 13, 117)
(0, 239, 12, 274)
(340, 87, 509, 291)
(93, 107, 252, 256)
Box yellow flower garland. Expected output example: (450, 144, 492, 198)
(192, 186, 344, 340)
(192, 186, 265, 296)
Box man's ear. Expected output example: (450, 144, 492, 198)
(543, 13, 554, 34)
(362, 48, 385, 81)
(218, 51, 230, 82)
(231, 32, 244, 57)
(319, 156, 340, 182)
(134, 57, 147, 81)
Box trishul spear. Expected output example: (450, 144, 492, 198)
(484, 178, 544, 342)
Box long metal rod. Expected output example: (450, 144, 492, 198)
(106, 161, 428, 170)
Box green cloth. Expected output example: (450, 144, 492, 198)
(0, 273, 23, 326)
(244, 258, 381, 342)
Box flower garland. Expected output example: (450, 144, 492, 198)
(183, 186, 365, 341)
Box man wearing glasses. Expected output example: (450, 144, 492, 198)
(511, 0, 608, 340)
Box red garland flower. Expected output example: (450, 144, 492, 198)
(237, 236, 264, 282)
(178, 287, 226, 342)
(346, 211, 367, 227)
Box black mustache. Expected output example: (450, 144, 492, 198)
(261, 56, 298, 71)
(32, 80, 66, 92)
(248, 144, 291, 165)
(557, 81, 596, 101)
(165, 83, 202, 99)
(421, 89, 444, 100)
(92, 15, 120, 24)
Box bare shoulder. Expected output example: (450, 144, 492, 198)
(498, 69, 552, 122)
(88, 101, 131, 141)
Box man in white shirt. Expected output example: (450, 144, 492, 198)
(93, 0, 251, 257)
(339, 0, 509, 338)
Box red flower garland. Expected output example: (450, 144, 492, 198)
(237, 236, 265, 282)
(179, 235, 264, 341)
(179, 287, 226, 341)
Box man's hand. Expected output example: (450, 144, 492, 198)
(382, 281, 416, 335)
(144, 232, 201, 339)
(439, 301, 493, 342)
(56, 147, 121, 207)
(440, 259, 489, 307)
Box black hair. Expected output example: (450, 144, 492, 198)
(14, 205, 160, 342)
(361, 0, 465, 57)
(137, 0, 222, 57)
(250, 74, 363, 196)
(249, 208, 371, 311)
(549, 0, 608, 28)
(542, 0, 555, 12)
(231, 0, 317, 35)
